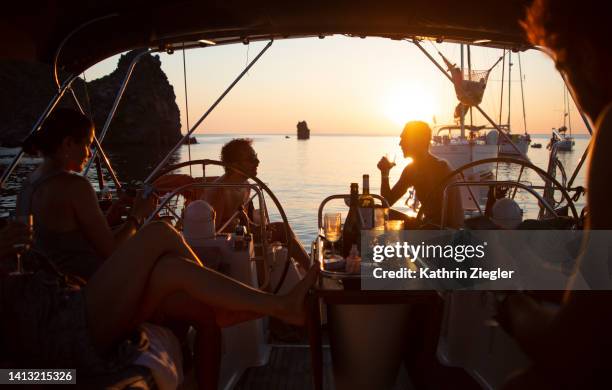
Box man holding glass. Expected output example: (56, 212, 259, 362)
(377, 121, 464, 229)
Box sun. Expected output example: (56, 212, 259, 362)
(382, 85, 438, 126)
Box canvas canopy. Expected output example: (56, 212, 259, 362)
(1, 0, 532, 75)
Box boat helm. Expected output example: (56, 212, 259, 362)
(182, 200, 216, 246)
(491, 198, 523, 229)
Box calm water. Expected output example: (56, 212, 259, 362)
(1, 134, 589, 246)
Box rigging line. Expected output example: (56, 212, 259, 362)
(518, 53, 527, 135)
(499, 49, 505, 127)
(182, 43, 192, 176)
(145, 40, 274, 184)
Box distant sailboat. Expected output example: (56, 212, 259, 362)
(550, 86, 575, 151)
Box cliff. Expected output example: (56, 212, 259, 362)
(0, 51, 181, 148)
(87, 51, 181, 148)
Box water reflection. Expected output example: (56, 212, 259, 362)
(0, 145, 180, 217)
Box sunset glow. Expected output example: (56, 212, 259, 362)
(382, 84, 438, 126)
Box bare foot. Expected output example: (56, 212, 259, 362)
(276, 265, 319, 326)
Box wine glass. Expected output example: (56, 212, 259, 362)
(8, 213, 33, 275)
(323, 212, 342, 259)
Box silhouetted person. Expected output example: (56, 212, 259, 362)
(499, 1, 612, 388)
(377, 121, 463, 228)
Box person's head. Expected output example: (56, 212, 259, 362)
(220, 138, 259, 177)
(22, 108, 94, 172)
(399, 121, 432, 158)
(522, 0, 612, 122)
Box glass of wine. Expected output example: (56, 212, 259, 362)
(323, 212, 342, 259)
(8, 213, 33, 275)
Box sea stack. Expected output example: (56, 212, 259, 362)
(297, 120, 311, 140)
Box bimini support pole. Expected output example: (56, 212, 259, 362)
(411, 39, 528, 160)
(144, 40, 274, 184)
(0, 75, 79, 189)
(567, 140, 590, 190)
(69, 87, 122, 189)
(84, 48, 153, 176)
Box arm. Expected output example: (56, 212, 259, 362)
(70, 176, 153, 259)
(379, 162, 412, 207)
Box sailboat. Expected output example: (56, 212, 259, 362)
(550, 86, 575, 151)
(0, 2, 592, 389)
(497, 51, 532, 156)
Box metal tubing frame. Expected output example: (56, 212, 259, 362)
(0, 75, 79, 189)
(144, 40, 274, 184)
(441, 180, 557, 228)
(68, 85, 122, 189)
(567, 139, 590, 189)
(84, 48, 154, 175)
(411, 39, 529, 160)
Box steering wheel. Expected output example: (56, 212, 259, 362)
(146, 159, 293, 294)
(416, 157, 579, 229)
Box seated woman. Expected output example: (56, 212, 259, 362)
(14, 108, 317, 388)
(0, 218, 317, 379)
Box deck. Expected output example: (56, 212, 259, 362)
(235, 344, 413, 389)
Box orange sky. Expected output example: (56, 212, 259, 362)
(87, 36, 589, 136)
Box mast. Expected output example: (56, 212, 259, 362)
(563, 85, 567, 128)
(460, 44, 465, 139)
(468, 44, 473, 128)
(499, 49, 505, 126)
(507, 51, 512, 133)
(566, 86, 572, 136)
(518, 53, 527, 135)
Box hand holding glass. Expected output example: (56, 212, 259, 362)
(323, 212, 342, 259)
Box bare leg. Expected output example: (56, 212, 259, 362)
(84, 221, 318, 352)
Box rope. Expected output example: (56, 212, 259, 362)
(182, 43, 192, 176)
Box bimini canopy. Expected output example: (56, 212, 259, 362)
(1, 0, 533, 75)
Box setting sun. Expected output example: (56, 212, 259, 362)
(382, 84, 438, 126)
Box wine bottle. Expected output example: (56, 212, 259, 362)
(342, 183, 362, 257)
(359, 174, 375, 229)
(359, 174, 375, 207)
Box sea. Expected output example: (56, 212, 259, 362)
(0, 134, 589, 246)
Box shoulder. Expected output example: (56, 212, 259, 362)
(55, 173, 96, 197)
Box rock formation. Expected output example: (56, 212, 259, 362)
(297, 120, 311, 140)
(0, 51, 181, 149)
(87, 51, 181, 148)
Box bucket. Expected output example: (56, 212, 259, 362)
(327, 303, 412, 390)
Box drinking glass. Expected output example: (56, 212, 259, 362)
(323, 212, 342, 259)
(384, 153, 397, 167)
(8, 213, 33, 275)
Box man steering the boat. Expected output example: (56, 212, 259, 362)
(377, 121, 464, 229)
(202, 138, 311, 271)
